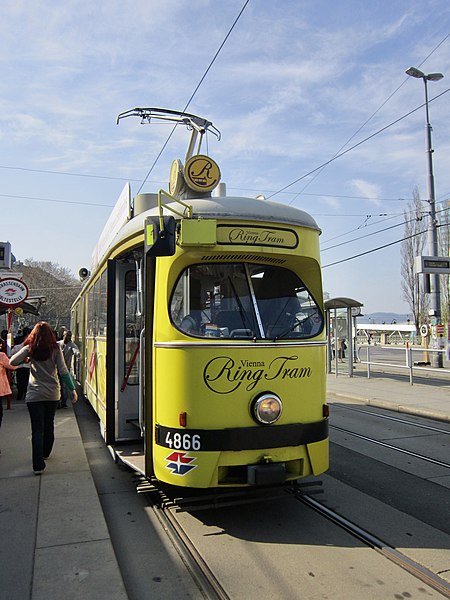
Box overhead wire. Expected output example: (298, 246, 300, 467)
(0, 192, 115, 208)
(321, 213, 402, 244)
(136, 0, 250, 194)
(322, 203, 449, 250)
(287, 33, 450, 205)
(266, 87, 450, 200)
(322, 205, 449, 268)
(321, 218, 418, 252)
(0, 24, 447, 219)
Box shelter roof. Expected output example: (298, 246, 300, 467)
(324, 297, 364, 310)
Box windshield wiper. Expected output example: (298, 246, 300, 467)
(272, 317, 303, 342)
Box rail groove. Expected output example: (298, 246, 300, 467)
(296, 493, 450, 599)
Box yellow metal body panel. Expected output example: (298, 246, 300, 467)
(152, 344, 326, 487)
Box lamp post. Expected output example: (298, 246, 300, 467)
(406, 66, 444, 368)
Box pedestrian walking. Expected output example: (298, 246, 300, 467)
(0, 351, 18, 454)
(11, 327, 32, 401)
(57, 330, 80, 408)
(10, 321, 78, 474)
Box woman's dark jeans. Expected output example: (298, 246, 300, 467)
(27, 401, 58, 471)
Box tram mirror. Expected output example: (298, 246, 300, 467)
(145, 216, 176, 256)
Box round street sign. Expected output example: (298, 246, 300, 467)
(0, 277, 29, 306)
(420, 324, 429, 337)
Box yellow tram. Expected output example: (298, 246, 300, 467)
(71, 108, 328, 488)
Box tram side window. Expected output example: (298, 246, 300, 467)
(170, 263, 323, 340)
(124, 270, 139, 385)
(87, 288, 95, 336)
(98, 269, 107, 336)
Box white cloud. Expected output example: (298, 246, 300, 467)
(350, 179, 382, 204)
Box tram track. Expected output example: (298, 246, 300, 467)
(294, 493, 450, 599)
(332, 403, 450, 435)
(137, 479, 231, 600)
(329, 423, 450, 469)
(137, 475, 450, 599)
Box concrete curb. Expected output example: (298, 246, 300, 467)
(327, 391, 450, 423)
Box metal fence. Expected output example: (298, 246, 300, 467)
(357, 344, 450, 385)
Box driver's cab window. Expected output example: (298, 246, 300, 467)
(170, 264, 257, 339)
(170, 263, 323, 340)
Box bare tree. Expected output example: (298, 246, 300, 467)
(16, 259, 81, 331)
(401, 188, 428, 330)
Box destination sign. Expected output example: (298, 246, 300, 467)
(415, 255, 450, 275)
(217, 225, 299, 249)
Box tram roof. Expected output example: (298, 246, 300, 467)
(131, 195, 319, 237)
(88, 194, 321, 276)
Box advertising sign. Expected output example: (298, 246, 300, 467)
(0, 277, 29, 306)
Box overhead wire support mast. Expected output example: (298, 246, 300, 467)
(117, 107, 221, 162)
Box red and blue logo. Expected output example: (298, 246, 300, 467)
(165, 451, 197, 476)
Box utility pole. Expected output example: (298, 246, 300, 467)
(406, 66, 444, 368)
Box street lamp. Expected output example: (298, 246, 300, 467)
(406, 66, 444, 368)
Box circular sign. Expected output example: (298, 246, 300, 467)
(169, 159, 185, 196)
(420, 324, 429, 337)
(0, 278, 29, 306)
(184, 155, 220, 192)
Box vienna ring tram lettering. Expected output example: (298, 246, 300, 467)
(216, 224, 299, 249)
(203, 355, 312, 394)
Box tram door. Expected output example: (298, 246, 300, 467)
(109, 260, 142, 441)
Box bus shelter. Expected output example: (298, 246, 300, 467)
(324, 297, 363, 377)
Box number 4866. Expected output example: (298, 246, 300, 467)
(165, 432, 201, 450)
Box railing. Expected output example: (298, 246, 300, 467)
(357, 344, 450, 385)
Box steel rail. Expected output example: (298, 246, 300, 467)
(330, 424, 450, 469)
(296, 494, 450, 599)
(146, 492, 230, 600)
(332, 403, 450, 435)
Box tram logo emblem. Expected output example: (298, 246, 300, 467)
(165, 451, 197, 476)
(184, 154, 220, 192)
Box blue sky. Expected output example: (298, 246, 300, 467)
(1, 0, 449, 315)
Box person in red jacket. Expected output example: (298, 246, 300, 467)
(0, 351, 18, 454)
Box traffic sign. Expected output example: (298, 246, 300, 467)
(420, 324, 429, 337)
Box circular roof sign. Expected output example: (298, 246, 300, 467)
(184, 155, 220, 192)
(169, 159, 185, 197)
(0, 278, 29, 306)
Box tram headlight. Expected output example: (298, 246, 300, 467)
(251, 392, 282, 425)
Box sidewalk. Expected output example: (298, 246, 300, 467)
(327, 370, 450, 422)
(0, 399, 127, 600)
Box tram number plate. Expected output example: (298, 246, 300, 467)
(164, 430, 201, 451)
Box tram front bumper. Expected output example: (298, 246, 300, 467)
(247, 462, 286, 486)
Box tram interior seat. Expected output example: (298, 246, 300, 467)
(215, 310, 248, 337)
(255, 270, 301, 337)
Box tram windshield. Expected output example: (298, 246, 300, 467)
(170, 264, 323, 340)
